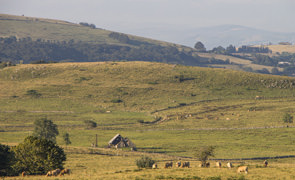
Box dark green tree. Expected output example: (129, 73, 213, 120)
(225, 45, 236, 54)
(33, 118, 59, 143)
(12, 136, 66, 175)
(63, 132, 71, 146)
(194, 41, 206, 52)
(0, 144, 16, 176)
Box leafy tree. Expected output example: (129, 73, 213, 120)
(0, 144, 16, 176)
(283, 113, 293, 123)
(195, 146, 215, 167)
(136, 156, 155, 168)
(12, 136, 66, 175)
(194, 41, 206, 52)
(33, 118, 59, 143)
(225, 45, 236, 54)
(63, 132, 71, 146)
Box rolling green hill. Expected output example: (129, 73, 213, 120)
(1, 61, 295, 159)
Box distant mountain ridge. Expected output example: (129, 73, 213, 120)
(183, 25, 295, 49)
(123, 24, 295, 49)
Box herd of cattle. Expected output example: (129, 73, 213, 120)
(20, 160, 268, 177)
(152, 160, 269, 174)
(21, 168, 70, 177)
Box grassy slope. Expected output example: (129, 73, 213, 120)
(1, 62, 295, 179)
(0, 14, 182, 48)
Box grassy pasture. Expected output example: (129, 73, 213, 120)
(5, 150, 295, 180)
(1, 62, 295, 179)
(264, 45, 295, 54)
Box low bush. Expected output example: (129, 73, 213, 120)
(135, 156, 155, 168)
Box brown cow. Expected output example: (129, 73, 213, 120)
(59, 168, 70, 176)
(21, 171, 27, 177)
(46, 168, 61, 177)
(237, 166, 248, 174)
(181, 161, 190, 168)
(176, 161, 181, 168)
(263, 160, 268, 167)
(199, 162, 210, 168)
(164, 162, 173, 168)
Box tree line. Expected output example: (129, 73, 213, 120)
(0, 36, 214, 66)
(194, 41, 295, 76)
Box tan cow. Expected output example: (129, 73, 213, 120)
(181, 162, 190, 168)
(46, 168, 61, 177)
(176, 161, 181, 168)
(59, 168, 70, 176)
(263, 160, 268, 167)
(227, 162, 233, 168)
(152, 163, 158, 169)
(237, 166, 248, 174)
(216, 161, 221, 168)
(164, 162, 173, 168)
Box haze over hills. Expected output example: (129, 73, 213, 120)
(124, 24, 295, 49)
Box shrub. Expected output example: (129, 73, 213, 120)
(84, 120, 97, 128)
(111, 99, 123, 103)
(63, 132, 71, 146)
(135, 156, 155, 168)
(25, 89, 42, 98)
(283, 113, 293, 123)
(12, 136, 66, 175)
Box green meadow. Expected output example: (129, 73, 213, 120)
(1, 61, 295, 179)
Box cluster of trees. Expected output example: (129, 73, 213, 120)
(79, 22, 96, 29)
(0, 118, 70, 176)
(237, 46, 271, 53)
(108, 32, 130, 43)
(0, 36, 210, 66)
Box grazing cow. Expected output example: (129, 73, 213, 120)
(164, 162, 173, 168)
(176, 161, 181, 168)
(152, 163, 158, 169)
(181, 162, 190, 168)
(46, 168, 61, 177)
(216, 161, 221, 168)
(21, 171, 27, 177)
(59, 168, 70, 176)
(227, 162, 233, 168)
(263, 160, 268, 167)
(199, 162, 210, 168)
(237, 166, 248, 174)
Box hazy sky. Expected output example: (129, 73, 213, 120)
(1, 0, 295, 33)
